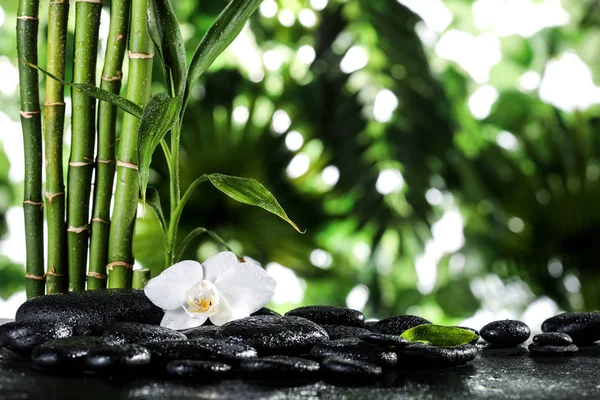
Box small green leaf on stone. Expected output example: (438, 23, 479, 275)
(138, 93, 183, 204)
(207, 173, 303, 233)
(400, 324, 478, 347)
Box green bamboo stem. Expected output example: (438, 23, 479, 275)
(17, 0, 45, 298)
(67, 0, 102, 291)
(132, 268, 150, 289)
(88, 0, 130, 290)
(107, 0, 153, 288)
(44, 0, 69, 294)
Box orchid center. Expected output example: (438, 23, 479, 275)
(184, 280, 220, 317)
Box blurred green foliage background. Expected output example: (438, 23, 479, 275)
(0, 0, 599, 325)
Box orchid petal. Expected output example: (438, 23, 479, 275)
(160, 308, 207, 330)
(201, 251, 239, 282)
(144, 260, 204, 310)
(208, 301, 236, 326)
(214, 261, 276, 319)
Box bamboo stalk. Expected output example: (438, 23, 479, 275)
(66, 0, 102, 291)
(17, 0, 45, 298)
(88, 0, 130, 290)
(44, 0, 69, 294)
(107, 0, 153, 288)
(132, 268, 150, 289)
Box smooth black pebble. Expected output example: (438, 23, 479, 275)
(31, 336, 109, 369)
(285, 306, 365, 327)
(528, 343, 578, 356)
(480, 320, 530, 346)
(310, 338, 397, 367)
(240, 355, 320, 377)
(180, 325, 220, 340)
(251, 307, 281, 317)
(533, 332, 573, 346)
(0, 321, 72, 354)
(85, 343, 151, 370)
(141, 339, 257, 365)
(542, 313, 600, 345)
(358, 332, 409, 347)
(371, 315, 431, 335)
(166, 360, 232, 379)
(320, 324, 371, 340)
(217, 315, 328, 356)
(396, 343, 478, 368)
(102, 322, 186, 345)
(321, 357, 382, 382)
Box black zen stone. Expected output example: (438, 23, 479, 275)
(141, 339, 257, 365)
(85, 344, 151, 370)
(372, 315, 431, 335)
(310, 338, 397, 367)
(533, 332, 573, 346)
(0, 321, 72, 354)
(285, 306, 365, 327)
(455, 326, 480, 345)
(166, 360, 232, 379)
(31, 337, 109, 369)
(320, 324, 372, 340)
(321, 357, 382, 381)
(217, 315, 329, 356)
(15, 289, 163, 334)
(180, 325, 220, 340)
(480, 320, 530, 346)
(240, 355, 320, 377)
(528, 343, 579, 356)
(358, 332, 410, 347)
(251, 307, 281, 317)
(542, 313, 600, 345)
(102, 322, 186, 345)
(396, 343, 478, 368)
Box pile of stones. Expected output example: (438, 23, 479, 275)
(0, 289, 598, 383)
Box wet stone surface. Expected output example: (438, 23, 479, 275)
(0, 321, 72, 354)
(285, 306, 365, 327)
(217, 315, 329, 356)
(533, 332, 574, 346)
(240, 355, 320, 377)
(372, 315, 432, 335)
(480, 320, 530, 347)
(321, 357, 383, 380)
(528, 343, 579, 356)
(85, 343, 151, 370)
(31, 336, 109, 369)
(180, 325, 220, 340)
(319, 324, 371, 340)
(396, 343, 478, 368)
(15, 289, 163, 334)
(251, 307, 281, 317)
(141, 339, 257, 366)
(166, 360, 232, 379)
(542, 312, 600, 345)
(358, 332, 410, 347)
(102, 322, 186, 345)
(310, 338, 398, 367)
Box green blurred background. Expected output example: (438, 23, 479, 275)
(0, 0, 599, 328)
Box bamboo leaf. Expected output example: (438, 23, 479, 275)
(175, 227, 233, 262)
(137, 93, 183, 203)
(19, 59, 143, 118)
(207, 173, 303, 233)
(147, 0, 187, 97)
(145, 187, 167, 240)
(185, 0, 262, 106)
(400, 325, 478, 348)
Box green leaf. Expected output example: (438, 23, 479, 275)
(147, 0, 187, 97)
(207, 173, 303, 233)
(175, 227, 233, 262)
(185, 0, 262, 106)
(401, 324, 478, 347)
(145, 187, 167, 241)
(137, 93, 183, 203)
(19, 59, 143, 118)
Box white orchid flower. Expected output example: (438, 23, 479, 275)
(144, 251, 276, 330)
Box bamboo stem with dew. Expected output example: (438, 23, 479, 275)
(44, 0, 69, 294)
(66, 0, 102, 291)
(88, 0, 130, 290)
(107, 0, 153, 288)
(17, 0, 45, 298)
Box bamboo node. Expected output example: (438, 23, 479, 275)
(69, 160, 94, 167)
(46, 270, 64, 277)
(87, 272, 107, 279)
(44, 102, 65, 106)
(67, 224, 90, 233)
(19, 110, 40, 119)
(17, 16, 39, 21)
(44, 191, 64, 205)
(76, 0, 103, 3)
(101, 71, 122, 82)
(91, 217, 110, 224)
(107, 261, 133, 271)
(25, 274, 45, 281)
(117, 160, 138, 170)
(23, 200, 44, 209)
(129, 51, 154, 59)
(97, 159, 115, 164)
(116, 34, 124, 41)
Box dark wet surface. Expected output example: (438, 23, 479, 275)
(1, 319, 600, 399)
